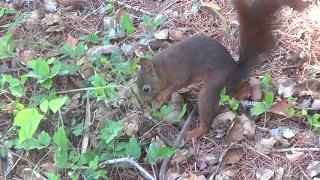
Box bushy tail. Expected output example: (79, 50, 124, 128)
(235, 0, 307, 73)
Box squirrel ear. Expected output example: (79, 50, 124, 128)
(139, 58, 153, 72)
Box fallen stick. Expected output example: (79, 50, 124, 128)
(276, 147, 320, 153)
(98, 157, 155, 180)
(159, 105, 197, 180)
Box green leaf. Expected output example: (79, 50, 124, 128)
(55, 149, 68, 169)
(288, 96, 297, 103)
(40, 78, 52, 89)
(75, 42, 85, 57)
(53, 127, 67, 147)
(40, 100, 49, 113)
(115, 142, 127, 151)
(45, 173, 59, 180)
(125, 136, 141, 160)
(78, 151, 97, 165)
(27, 60, 50, 79)
(160, 105, 174, 116)
(49, 61, 62, 78)
(17, 137, 41, 150)
(155, 16, 165, 26)
(110, 49, 125, 63)
(302, 108, 308, 116)
(38, 131, 51, 146)
(60, 43, 75, 58)
(250, 102, 268, 116)
(120, 12, 135, 34)
(14, 108, 43, 142)
(89, 156, 99, 169)
(71, 121, 91, 136)
(49, 96, 68, 113)
(143, 14, 154, 28)
(59, 64, 79, 75)
(308, 114, 320, 126)
(9, 84, 25, 97)
(264, 93, 274, 106)
(157, 146, 179, 158)
(147, 141, 158, 165)
(178, 104, 187, 120)
(263, 74, 271, 90)
(287, 108, 296, 116)
(97, 119, 123, 144)
(87, 34, 100, 44)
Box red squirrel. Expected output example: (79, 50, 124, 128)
(136, 0, 307, 142)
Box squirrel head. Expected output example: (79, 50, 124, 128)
(136, 58, 161, 101)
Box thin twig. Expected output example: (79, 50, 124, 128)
(113, 0, 152, 16)
(158, 105, 197, 180)
(98, 157, 155, 180)
(276, 147, 320, 153)
(298, 164, 311, 180)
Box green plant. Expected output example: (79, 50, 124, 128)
(308, 113, 320, 130)
(143, 14, 165, 29)
(147, 141, 178, 165)
(219, 87, 240, 112)
(250, 74, 274, 116)
(27, 58, 78, 89)
(60, 42, 85, 58)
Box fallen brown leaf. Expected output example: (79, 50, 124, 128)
(223, 118, 244, 145)
(67, 34, 78, 48)
(256, 168, 274, 180)
(154, 29, 169, 40)
(254, 137, 278, 155)
(306, 161, 320, 179)
(238, 114, 256, 137)
(225, 148, 244, 165)
(200, 0, 221, 10)
(17, 50, 37, 64)
(266, 98, 293, 116)
(122, 112, 141, 137)
(285, 151, 305, 162)
(171, 148, 195, 165)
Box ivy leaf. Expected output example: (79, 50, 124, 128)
(125, 136, 141, 160)
(14, 108, 43, 142)
(38, 131, 51, 146)
(147, 141, 158, 165)
(53, 127, 67, 147)
(49, 96, 68, 113)
(121, 12, 135, 34)
(157, 146, 179, 158)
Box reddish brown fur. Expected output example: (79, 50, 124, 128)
(136, 0, 307, 142)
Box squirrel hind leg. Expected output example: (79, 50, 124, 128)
(185, 76, 226, 142)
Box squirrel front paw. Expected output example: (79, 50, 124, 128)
(184, 128, 208, 142)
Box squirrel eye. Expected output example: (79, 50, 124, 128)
(142, 85, 151, 93)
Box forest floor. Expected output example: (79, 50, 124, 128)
(1, 0, 320, 180)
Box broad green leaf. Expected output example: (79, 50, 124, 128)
(110, 49, 125, 63)
(302, 108, 308, 116)
(78, 151, 97, 165)
(89, 156, 99, 169)
(264, 93, 274, 106)
(9, 84, 25, 97)
(55, 149, 68, 169)
(53, 127, 67, 146)
(40, 78, 52, 89)
(60, 43, 75, 58)
(14, 108, 43, 142)
(143, 14, 154, 28)
(97, 119, 123, 144)
(16, 137, 41, 150)
(71, 121, 91, 136)
(263, 74, 271, 90)
(38, 131, 51, 146)
(115, 142, 127, 151)
(155, 16, 165, 26)
(40, 100, 49, 113)
(157, 146, 179, 158)
(59, 64, 79, 75)
(178, 104, 187, 120)
(287, 108, 296, 116)
(75, 42, 85, 57)
(120, 12, 135, 34)
(49, 61, 62, 77)
(46, 173, 59, 180)
(87, 34, 100, 44)
(125, 136, 141, 160)
(49, 96, 68, 113)
(147, 141, 158, 165)
(250, 102, 268, 116)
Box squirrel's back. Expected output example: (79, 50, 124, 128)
(152, 35, 237, 78)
